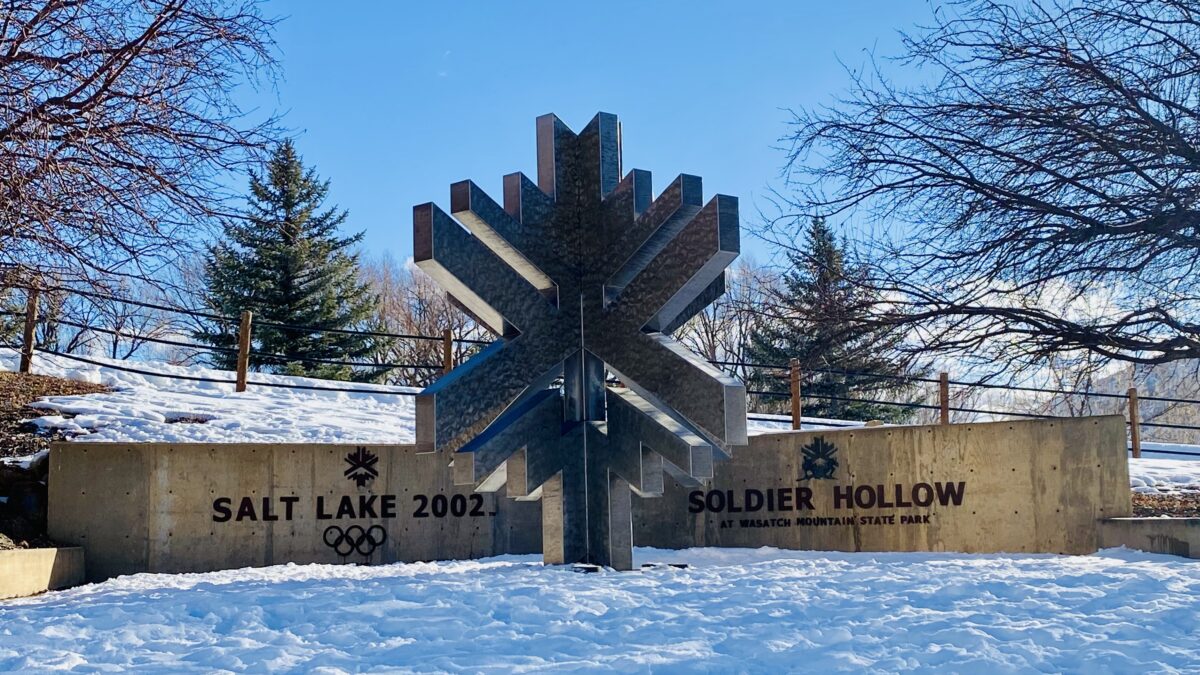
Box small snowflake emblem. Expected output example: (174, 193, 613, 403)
(344, 446, 379, 487)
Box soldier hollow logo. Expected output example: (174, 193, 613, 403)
(688, 436, 967, 529)
(800, 436, 838, 480)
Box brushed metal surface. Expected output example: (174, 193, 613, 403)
(414, 112, 747, 569)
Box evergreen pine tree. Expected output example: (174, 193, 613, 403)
(196, 141, 387, 382)
(746, 217, 920, 422)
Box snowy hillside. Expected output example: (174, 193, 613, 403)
(1, 348, 420, 445)
(3, 347, 1199, 494)
(2, 546, 1199, 672)
(0, 348, 810, 444)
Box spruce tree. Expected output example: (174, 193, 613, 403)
(746, 217, 920, 422)
(196, 141, 386, 382)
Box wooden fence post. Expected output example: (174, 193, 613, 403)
(235, 310, 252, 393)
(790, 358, 801, 430)
(18, 287, 39, 374)
(1128, 387, 1141, 459)
(442, 329, 453, 375)
(939, 371, 950, 425)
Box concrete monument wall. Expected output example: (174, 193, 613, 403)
(48, 443, 541, 582)
(48, 415, 1131, 581)
(634, 416, 1131, 555)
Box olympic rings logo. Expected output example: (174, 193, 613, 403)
(323, 524, 387, 557)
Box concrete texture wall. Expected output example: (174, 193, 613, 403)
(48, 444, 541, 582)
(633, 416, 1131, 555)
(1099, 518, 1200, 559)
(0, 547, 85, 600)
(48, 416, 1130, 581)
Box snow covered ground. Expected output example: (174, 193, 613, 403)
(1129, 458, 1200, 494)
(1, 546, 1198, 672)
(4, 348, 1200, 494)
(1, 348, 419, 445)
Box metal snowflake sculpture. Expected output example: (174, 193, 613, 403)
(413, 112, 747, 569)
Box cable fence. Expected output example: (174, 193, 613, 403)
(31, 347, 421, 396)
(5, 282, 1200, 458)
(5, 282, 475, 383)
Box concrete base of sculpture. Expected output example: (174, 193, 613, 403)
(49, 416, 1131, 581)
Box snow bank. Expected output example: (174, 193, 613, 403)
(0, 547, 1197, 672)
(1129, 458, 1200, 494)
(0, 349, 840, 446)
(1, 348, 418, 445)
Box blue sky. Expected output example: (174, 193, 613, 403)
(249, 1, 931, 262)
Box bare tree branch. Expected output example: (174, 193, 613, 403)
(0, 0, 279, 291)
(772, 0, 1200, 373)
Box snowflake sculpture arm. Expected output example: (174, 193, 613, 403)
(413, 112, 747, 569)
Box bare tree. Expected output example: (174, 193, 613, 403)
(674, 258, 774, 385)
(29, 279, 193, 361)
(776, 0, 1200, 376)
(1038, 360, 1200, 445)
(156, 253, 223, 365)
(83, 283, 186, 360)
(0, 0, 279, 289)
(360, 254, 486, 387)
